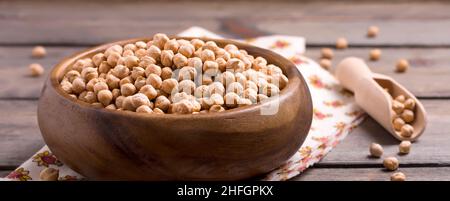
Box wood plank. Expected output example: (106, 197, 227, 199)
(0, 99, 448, 169)
(320, 100, 450, 166)
(1, 1, 450, 45)
(1, 46, 449, 99)
(0, 100, 44, 168)
(293, 167, 450, 181)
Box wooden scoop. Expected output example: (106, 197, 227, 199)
(334, 57, 427, 141)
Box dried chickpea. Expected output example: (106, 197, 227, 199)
(136, 105, 153, 113)
(238, 98, 252, 107)
(92, 53, 105, 67)
(60, 80, 73, 94)
(404, 98, 416, 110)
(134, 76, 146, 90)
(139, 56, 156, 68)
(319, 59, 332, 70)
(81, 67, 98, 81)
(369, 49, 381, 61)
(336, 37, 348, 49)
(208, 82, 225, 96)
(271, 74, 288, 89)
(187, 57, 203, 70)
(111, 88, 120, 100)
(209, 105, 225, 113)
(401, 109, 415, 123)
(147, 45, 162, 61)
(161, 50, 174, 67)
(85, 78, 99, 91)
(122, 96, 136, 111)
(131, 93, 151, 108)
(320, 48, 334, 59)
(161, 67, 173, 80)
(178, 44, 195, 58)
(245, 80, 258, 91)
(226, 58, 245, 73)
(203, 60, 219, 76)
(138, 84, 157, 100)
(112, 65, 130, 79)
(201, 49, 215, 62)
(124, 43, 137, 52)
(124, 56, 139, 69)
(105, 74, 120, 90)
(161, 78, 178, 95)
(224, 92, 240, 108)
(164, 39, 180, 53)
(173, 53, 188, 68)
(227, 82, 244, 95)
(216, 58, 227, 72)
(395, 95, 406, 103)
(97, 89, 113, 106)
(367, 26, 379, 38)
(224, 44, 238, 54)
(399, 141, 411, 154)
(252, 57, 267, 71)
(194, 85, 210, 98)
(400, 124, 414, 138)
(83, 91, 97, 103)
(145, 64, 162, 77)
(121, 83, 136, 97)
(93, 81, 108, 94)
(104, 45, 123, 58)
(262, 83, 280, 97)
(393, 117, 405, 131)
(396, 59, 409, 73)
(153, 33, 169, 49)
(105, 104, 117, 110)
(98, 61, 112, 74)
(155, 95, 171, 112)
(29, 63, 44, 77)
(172, 100, 194, 114)
(390, 172, 406, 181)
(107, 51, 122, 66)
(190, 39, 205, 50)
(130, 67, 145, 80)
(392, 100, 405, 114)
(369, 143, 383, 158)
(71, 77, 86, 94)
(257, 94, 269, 103)
(153, 108, 165, 114)
(115, 96, 125, 108)
(65, 70, 81, 82)
(178, 80, 196, 94)
(178, 66, 197, 81)
(210, 93, 224, 105)
(203, 41, 219, 52)
(32, 46, 47, 58)
(383, 156, 399, 171)
(39, 168, 59, 181)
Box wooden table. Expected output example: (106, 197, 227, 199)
(1, 0, 449, 181)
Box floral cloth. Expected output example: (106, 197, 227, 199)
(2, 27, 365, 181)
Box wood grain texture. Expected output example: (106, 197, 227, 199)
(1, 47, 449, 99)
(2, 1, 450, 45)
(293, 167, 450, 181)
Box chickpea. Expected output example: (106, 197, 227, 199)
(178, 66, 197, 81)
(98, 61, 111, 74)
(238, 98, 252, 107)
(194, 85, 210, 98)
(97, 90, 113, 106)
(210, 93, 224, 105)
(401, 109, 415, 123)
(369, 143, 383, 158)
(209, 105, 225, 113)
(203, 41, 219, 52)
(399, 141, 411, 154)
(395, 95, 406, 103)
(115, 96, 125, 108)
(171, 100, 194, 114)
(161, 67, 173, 80)
(201, 49, 215, 62)
(245, 80, 258, 92)
(369, 49, 381, 61)
(178, 80, 196, 94)
(161, 78, 178, 95)
(124, 56, 139, 69)
(92, 53, 105, 67)
(147, 45, 162, 61)
(71, 77, 86, 94)
(29, 63, 44, 77)
(216, 51, 231, 62)
(319, 59, 332, 70)
(173, 53, 188, 68)
(144, 64, 162, 77)
(271, 74, 288, 89)
(105, 104, 117, 110)
(32, 46, 47, 58)
(390, 172, 406, 181)
(320, 48, 334, 59)
(81, 67, 98, 81)
(243, 88, 257, 103)
(383, 156, 399, 171)
(224, 44, 238, 53)
(130, 67, 145, 80)
(112, 65, 130, 79)
(336, 37, 348, 49)
(208, 82, 225, 96)
(393, 117, 405, 131)
(107, 51, 122, 66)
(392, 100, 405, 114)
(135, 41, 147, 49)
(161, 50, 174, 67)
(121, 83, 136, 97)
(187, 57, 203, 70)
(216, 58, 227, 72)
(404, 98, 415, 110)
(122, 96, 136, 111)
(131, 93, 151, 108)
(139, 56, 156, 69)
(257, 94, 269, 103)
(104, 45, 123, 58)
(60, 80, 73, 94)
(111, 88, 120, 100)
(155, 95, 171, 112)
(262, 83, 280, 97)
(153, 33, 169, 49)
(164, 39, 180, 53)
(134, 76, 146, 90)
(190, 39, 205, 50)
(93, 81, 109, 94)
(178, 44, 195, 58)
(400, 124, 414, 138)
(106, 74, 120, 90)
(124, 43, 137, 52)
(203, 60, 219, 76)
(83, 91, 97, 103)
(153, 108, 165, 114)
(396, 59, 409, 73)
(367, 26, 379, 38)
(39, 168, 59, 181)
(136, 105, 153, 113)
(226, 58, 244, 73)
(224, 92, 240, 108)
(227, 82, 244, 95)
(65, 70, 81, 82)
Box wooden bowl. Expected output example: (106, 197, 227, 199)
(37, 37, 313, 180)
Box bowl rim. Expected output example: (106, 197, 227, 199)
(48, 37, 312, 119)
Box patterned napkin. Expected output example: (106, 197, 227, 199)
(2, 27, 365, 181)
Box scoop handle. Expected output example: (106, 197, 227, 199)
(335, 57, 374, 92)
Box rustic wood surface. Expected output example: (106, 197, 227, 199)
(0, 0, 449, 180)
